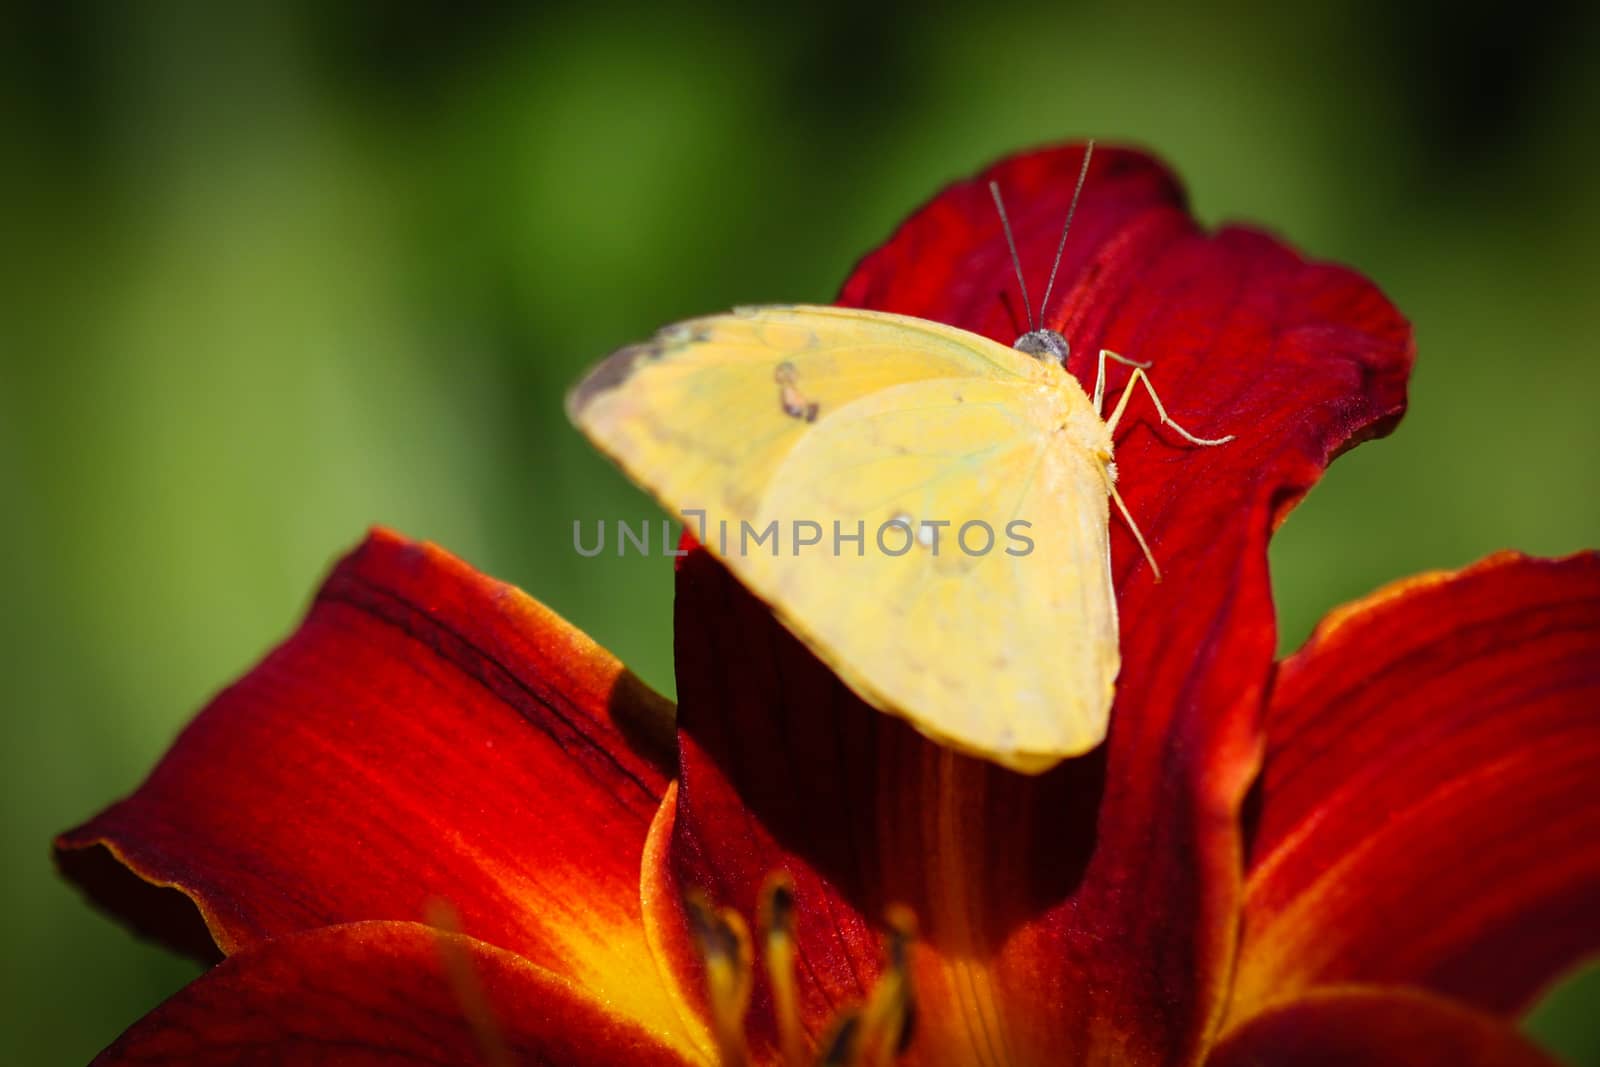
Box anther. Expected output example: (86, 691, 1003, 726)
(854, 906, 917, 1066)
(761, 875, 806, 1067)
(689, 883, 918, 1067)
(816, 1011, 863, 1066)
(686, 890, 754, 1067)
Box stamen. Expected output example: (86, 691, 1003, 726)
(762, 875, 806, 1067)
(688, 882, 918, 1067)
(425, 899, 514, 1067)
(686, 890, 755, 1067)
(815, 1010, 863, 1066)
(853, 906, 917, 1067)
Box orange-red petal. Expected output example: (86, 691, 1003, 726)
(1208, 986, 1560, 1067)
(56, 529, 696, 1050)
(1232, 552, 1600, 1024)
(93, 921, 699, 1066)
(667, 143, 1411, 1065)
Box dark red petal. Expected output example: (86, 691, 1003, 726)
(1207, 986, 1560, 1067)
(56, 529, 696, 1044)
(1232, 551, 1600, 1024)
(94, 921, 699, 1066)
(670, 141, 1412, 1066)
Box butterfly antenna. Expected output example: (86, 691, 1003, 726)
(989, 180, 1035, 332)
(1036, 140, 1095, 327)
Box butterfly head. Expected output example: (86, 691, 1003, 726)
(1013, 328, 1070, 365)
(990, 141, 1096, 372)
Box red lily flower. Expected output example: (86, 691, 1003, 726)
(57, 145, 1599, 1066)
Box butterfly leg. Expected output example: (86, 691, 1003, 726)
(1106, 477, 1163, 582)
(1092, 349, 1150, 413)
(1104, 367, 1235, 446)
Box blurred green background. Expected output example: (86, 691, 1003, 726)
(3, 2, 1596, 1063)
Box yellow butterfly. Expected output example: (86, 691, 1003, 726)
(567, 147, 1231, 773)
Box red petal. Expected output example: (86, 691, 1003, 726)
(669, 144, 1413, 1063)
(56, 529, 695, 1045)
(1208, 986, 1560, 1067)
(94, 921, 697, 1066)
(1232, 551, 1600, 1023)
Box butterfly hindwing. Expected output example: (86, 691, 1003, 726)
(753, 375, 1118, 765)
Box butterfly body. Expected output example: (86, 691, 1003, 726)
(569, 304, 1122, 773)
